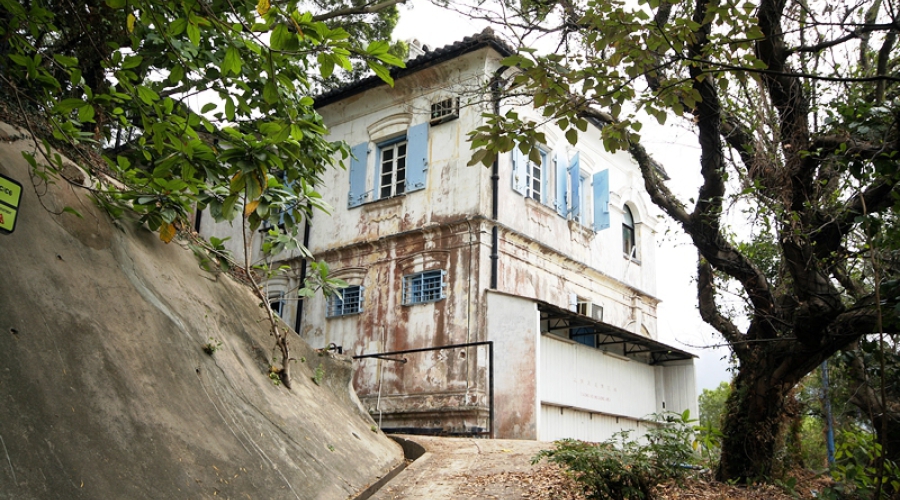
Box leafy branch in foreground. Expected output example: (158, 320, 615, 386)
(0, 0, 404, 388)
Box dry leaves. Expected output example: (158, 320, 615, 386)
(452, 464, 586, 499)
(451, 466, 835, 500)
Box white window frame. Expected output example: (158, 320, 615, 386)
(327, 285, 364, 318)
(526, 149, 547, 202)
(378, 137, 407, 199)
(402, 269, 447, 305)
(573, 173, 589, 224)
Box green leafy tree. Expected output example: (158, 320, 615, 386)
(464, 0, 900, 482)
(697, 381, 729, 461)
(0, 0, 404, 388)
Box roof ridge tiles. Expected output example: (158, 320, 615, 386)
(313, 28, 515, 108)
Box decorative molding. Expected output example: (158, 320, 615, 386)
(367, 113, 413, 142)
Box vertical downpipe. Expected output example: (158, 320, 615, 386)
(488, 66, 507, 437)
(293, 215, 313, 333)
(489, 67, 506, 290)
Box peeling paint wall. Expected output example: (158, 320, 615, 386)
(485, 292, 540, 440)
(302, 220, 492, 433)
(303, 46, 671, 437)
(201, 40, 693, 439)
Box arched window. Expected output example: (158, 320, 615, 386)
(622, 206, 636, 258)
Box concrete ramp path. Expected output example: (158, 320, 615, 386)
(370, 436, 583, 500)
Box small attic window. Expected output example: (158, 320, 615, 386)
(430, 97, 458, 125)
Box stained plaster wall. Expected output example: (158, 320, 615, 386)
(489, 97, 662, 339)
(485, 292, 541, 440)
(254, 43, 670, 436)
(300, 220, 492, 432)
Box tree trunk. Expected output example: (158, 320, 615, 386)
(717, 358, 795, 481)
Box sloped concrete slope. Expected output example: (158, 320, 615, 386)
(0, 123, 402, 499)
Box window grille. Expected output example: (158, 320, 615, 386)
(402, 270, 447, 305)
(430, 97, 458, 124)
(327, 285, 364, 317)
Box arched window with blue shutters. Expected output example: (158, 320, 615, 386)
(592, 169, 610, 231)
(404, 123, 429, 193)
(348, 143, 370, 208)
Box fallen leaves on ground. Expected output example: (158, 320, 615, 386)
(452, 466, 835, 499)
(453, 464, 586, 499)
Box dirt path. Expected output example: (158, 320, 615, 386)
(367, 435, 834, 500)
(369, 436, 581, 499)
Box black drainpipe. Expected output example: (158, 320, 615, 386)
(293, 213, 312, 333)
(489, 66, 507, 290)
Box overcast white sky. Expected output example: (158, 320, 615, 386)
(392, 1, 734, 392)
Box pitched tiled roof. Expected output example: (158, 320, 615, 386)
(314, 28, 515, 108)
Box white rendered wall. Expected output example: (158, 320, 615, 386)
(485, 291, 541, 439)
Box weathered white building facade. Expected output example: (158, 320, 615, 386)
(203, 30, 697, 441)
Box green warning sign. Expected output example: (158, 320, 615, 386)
(0, 173, 22, 234)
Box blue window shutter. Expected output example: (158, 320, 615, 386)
(405, 123, 429, 192)
(358, 285, 365, 313)
(511, 147, 527, 195)
(569, 152, 580, 220)
(348, 142, 369, 207)
(555, 151, 567, 216)
(593, 169, 610, 231)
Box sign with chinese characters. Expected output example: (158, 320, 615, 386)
(0, 172, 22, 234)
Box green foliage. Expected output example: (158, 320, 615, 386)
(312, 366, 325, 386)
(189, 236, 234, 273)
(0, 0, 403, 389)
(268, 365, 282, 386)
(699, 382, 730, 431)
(821, 425, 900, 499)
(1, 0, 403, 248)
(533, 412, 698, 500)
(203, 337, 223, 355)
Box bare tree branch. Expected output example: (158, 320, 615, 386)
(698, 258, 750, 359)
(312, 0, 406, 22)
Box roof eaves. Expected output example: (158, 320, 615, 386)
(314, 28, 515, 109)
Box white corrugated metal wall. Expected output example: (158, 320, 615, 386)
(655, 361, 699, 418)
(538, 334, 696, 441)
(539, 335, 657, 441)
(540, 335, 657, 416)
(540, 405, 644, 442)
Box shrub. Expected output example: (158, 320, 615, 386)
(820, 425, 900, 499)
(533, 411, 698, 500)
